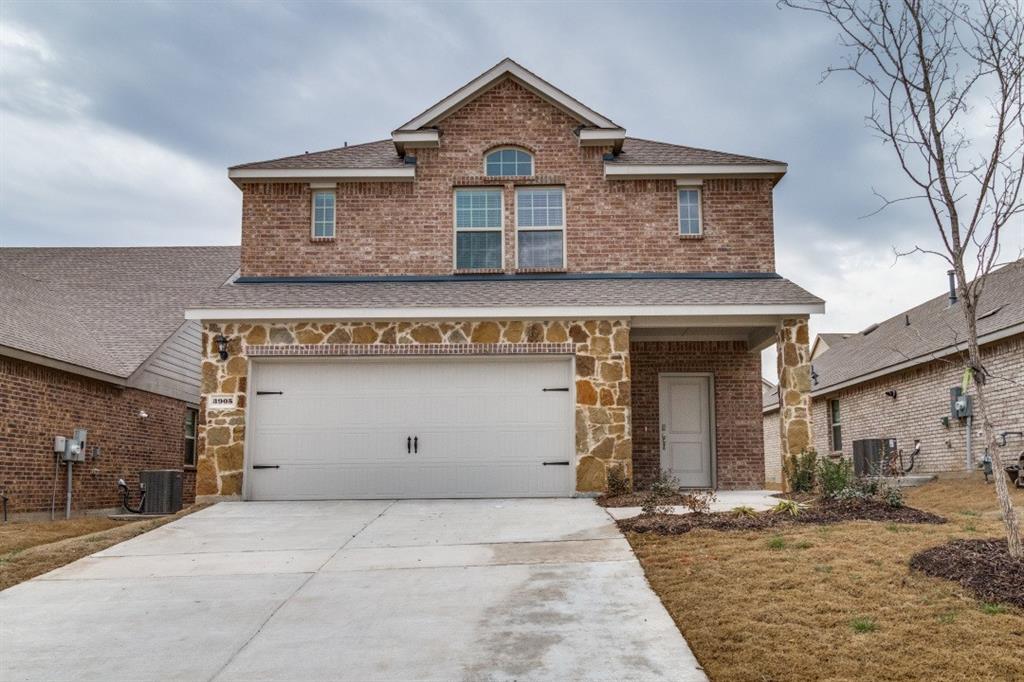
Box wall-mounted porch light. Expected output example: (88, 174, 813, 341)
(885, 390, 898, 400)
(215, 335, 230, 361)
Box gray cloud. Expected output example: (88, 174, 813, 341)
(2, 1, 1021, 378)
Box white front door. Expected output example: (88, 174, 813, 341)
(247, 356, 574, 500)
(658, 374, 713, 488)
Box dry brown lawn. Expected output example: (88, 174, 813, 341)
(0, 506, 204, 591)
(626, 475, 1024, 682)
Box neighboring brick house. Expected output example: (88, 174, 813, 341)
(0, 247, 239, 515)
(186, 59, 824, 501)
(764, 260, 1024, 485)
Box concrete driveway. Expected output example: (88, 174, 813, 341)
(0, 499, 706, 681)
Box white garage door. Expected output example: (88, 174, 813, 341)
(246, 357, 574, 500)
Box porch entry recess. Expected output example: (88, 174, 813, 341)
(658, 374, 714, 488)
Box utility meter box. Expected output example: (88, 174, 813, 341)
(62, 436, 86, 463)
(949, 387, 973, 419)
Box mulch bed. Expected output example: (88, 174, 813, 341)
(619, 497, 947, 535)
(910, 538, 1024, 609)
(596, 492, 693, 508)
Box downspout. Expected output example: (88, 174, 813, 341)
(966, 414, 973, 471)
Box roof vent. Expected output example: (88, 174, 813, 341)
(861, 322, 880, 336)
(905, 314, 911, 326)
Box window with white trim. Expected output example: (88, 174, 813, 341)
(454, 188, 503, 269)
(678, 188, 702, 235)
(829, 399, 842, 452)
(485, 148, 533, 177)
(312, 190, 336, 238)
(516, 187, 564, 269)
(184, 407, 198, 468)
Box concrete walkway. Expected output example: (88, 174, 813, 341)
(603, 489, 781, 520)
(0, 499, 706, 682)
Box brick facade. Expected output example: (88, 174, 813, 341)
(0, 357, 197, 515)
(240, 79, 776, 278)
(631, 341, 765, 490)
(764, 333, 1024, 484)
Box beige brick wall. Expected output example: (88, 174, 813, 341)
(764, 332, 1024, 483)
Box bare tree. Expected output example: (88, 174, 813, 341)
(782, 0, 1024, 557)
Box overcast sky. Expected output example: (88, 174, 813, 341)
(2, 1, 1021, 379)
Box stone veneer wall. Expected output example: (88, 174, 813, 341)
(776, 317, 812, 489)
(198, 319, 631, 497)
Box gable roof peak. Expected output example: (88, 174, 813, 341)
(391, 58, 624, 154)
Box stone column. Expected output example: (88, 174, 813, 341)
(777, 317, 812, 491)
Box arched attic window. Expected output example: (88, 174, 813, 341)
(485, 148, 533, 177)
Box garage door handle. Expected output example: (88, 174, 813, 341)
(542, 387, 569, 392)
(407, 437, 411, 454)
(543, 461, 570, 466)
(252, 465, 279, 469)
(413, 436, 418, 453)
(256, 391, 283, 396)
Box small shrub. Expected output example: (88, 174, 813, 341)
(980, 603, 1007, 615)
(682, 489, 717, 515)
(835, 474, 905, 508)
(649, 471, 680, 497)
(773, 499, 801, 516)
(818, 457, 854, 499)
(732, 505, 758, 518)
(784, 449, 818, 493)
(767, 535, 786, 550)
(639, 470, 680, 517)
(850, 617, 878, 633)
(605, 464, 632, 497)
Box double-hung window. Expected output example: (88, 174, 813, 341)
(678, 188, 702, 235)
(516, 187, 564, 269)
(184, 408, 198, 468)
(829, 399, 842, 452)
(312, 190, 336, 238)
(454, 189, 503, 269)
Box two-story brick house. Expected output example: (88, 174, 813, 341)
(187, 59, 823, 501)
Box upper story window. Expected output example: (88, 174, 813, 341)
(485, 148, 533, 177)
(516, 187, 564, 269)
(312, 190, 336, 238)
(678, 188, 703, 236)
(454, 188, 503, 269)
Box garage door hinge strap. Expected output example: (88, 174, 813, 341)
(542, 387, 570, 392)
(543, 461, 570, 466)
(252, 465, 280, 469)
(256, 391, 283, 395)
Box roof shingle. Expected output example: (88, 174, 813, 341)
(190, 274, 822, 311)
(0, 247, 240, 378)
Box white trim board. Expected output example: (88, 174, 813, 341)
(228, 167, 415, 182)
(186, 304, 824, 322)
(604, 163, 787, 180)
